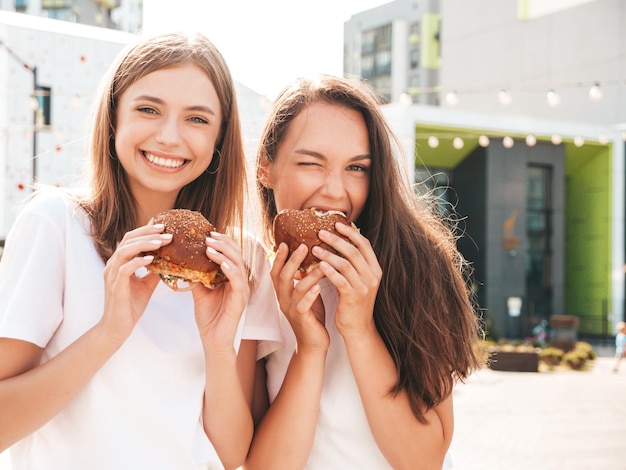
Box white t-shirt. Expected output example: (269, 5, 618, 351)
(265, 277, 453, 470)
(0, 189, 282, 470)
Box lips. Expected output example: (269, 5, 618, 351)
(143, 151, 188, 169)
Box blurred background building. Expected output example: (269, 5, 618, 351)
(347, 0, 625, 340)
(0, 0, 142, 32)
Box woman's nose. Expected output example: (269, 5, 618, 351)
(320, 171, 347, 199)
(155, 117, 181, 146)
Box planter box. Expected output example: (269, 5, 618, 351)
(488, 351, 539, 372)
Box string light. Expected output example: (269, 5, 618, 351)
(478, 135, 490, 147)
(453, 137, 464, 149)
(546, 89, 561, 107)
(428, 136, 439, 148)
(497, 89, 512, 106)
(588, 83, 603, 101)
(445, 90, 459, 107)
(525, 134, 537, 147)
(551, 134, 563, 145)
(503, 136, 514, 148)
(574, 136, 585, 147)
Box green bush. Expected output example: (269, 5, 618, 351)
(574, 341, 597, 360)
(562, 350, 588, 370)
(539, 347, 564, 368)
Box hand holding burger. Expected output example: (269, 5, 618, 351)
(147, 209, 227, 291)
(273, 208, 356, 274)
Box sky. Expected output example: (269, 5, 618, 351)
(143, 0, 391, 100)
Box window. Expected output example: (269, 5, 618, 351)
(410, 47, 420, 69)
(361, 55, 375, 79)
(526, 165, 553, 319)
(375, 50, 391, 75)
(361, 31, 375, 55)
(15, 0, 28, 10)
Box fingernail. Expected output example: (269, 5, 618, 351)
(150, 239, 163, 245)
(206, 237, 216, 243)
(143, 255, 154, 261)
(152, 223, 164, 230)
(207, 246, 219, 255)
(160, 233, 173, 240)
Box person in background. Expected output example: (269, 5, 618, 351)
(613, 321, 626, 373)
(0, 32, 281, 470)
(245, 74, 483, 470)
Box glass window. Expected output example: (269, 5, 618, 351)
(526, 165, 553, 319)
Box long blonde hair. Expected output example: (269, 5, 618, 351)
(79, 32, 246, 262)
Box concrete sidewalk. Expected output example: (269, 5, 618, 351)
(449, 351, 625, 470)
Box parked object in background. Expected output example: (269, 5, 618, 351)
(549, 315, 580, 352)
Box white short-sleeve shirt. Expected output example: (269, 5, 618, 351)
(0, 189, 282, 470)
(265, 277, 453, 469)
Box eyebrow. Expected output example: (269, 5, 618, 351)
(132, 94, 217, 116)
(294, 149, 372, 161)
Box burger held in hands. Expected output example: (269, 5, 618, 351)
(273, 208, 357, 274)
(147, 209, 227, 291)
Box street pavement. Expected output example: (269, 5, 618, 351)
(1, 346, 623, 469)
(448, 345, 625, 470)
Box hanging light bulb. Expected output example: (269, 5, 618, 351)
(497, 89, 512, 106)
(428, 136, 439, 148)
(589, 83, 603, 101)
(598, 134, 609, 144)
(574, 136, 585, 147)
(503, 136, 514, 148)
(546, 89, 561, 107)
(478, 135, 490, 147)
(551, 134, 562, 145)
(445, 91, 459, 107)
(525, 134, 537, 147)
(453, 137, 464, 149)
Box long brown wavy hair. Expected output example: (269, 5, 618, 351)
(78, 32, 247, 262)
(256, 75, 482, 423)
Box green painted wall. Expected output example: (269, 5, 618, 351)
(565, 144, 612, 335)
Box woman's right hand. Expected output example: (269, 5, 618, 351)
(271, 243, 330, 351)
(99, 223, 171, 345)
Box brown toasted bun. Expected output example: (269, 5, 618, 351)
(147, 209, 227, 290)
(273, 208, 354, 273)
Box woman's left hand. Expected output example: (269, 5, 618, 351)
(191, 232, 250, 350)
(312, 222, 382, 337)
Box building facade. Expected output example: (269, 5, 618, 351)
(351, 0, 626, 339)
(344, 0, 441, 104)
(0, 0, 142, 32)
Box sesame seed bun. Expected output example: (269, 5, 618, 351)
(147, 209, 227, 290)
(273, 208, 354, 273)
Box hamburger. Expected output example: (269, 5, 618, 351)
(273, 208, 355, 274)
(147, 209, 227, 291)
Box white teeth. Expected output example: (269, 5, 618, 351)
(145, 153, 185, 168)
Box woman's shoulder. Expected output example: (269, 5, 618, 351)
(15, 186, 90, 230)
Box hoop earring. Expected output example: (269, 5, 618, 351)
(206, 149, 221, 175)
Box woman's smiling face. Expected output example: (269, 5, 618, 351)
(114, 62, 222, 204)
(260, 101, 371, 223)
